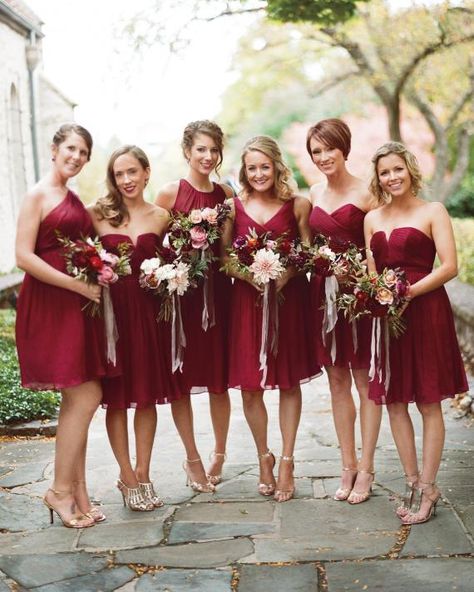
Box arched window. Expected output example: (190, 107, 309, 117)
(9, 83, 27, 215)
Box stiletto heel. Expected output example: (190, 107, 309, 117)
(274, 455, 295, 503)
(139, 481, 164, 508)
(333, 466, 358, 501)
(43, 488, 95, 529)
(347, 469, 375, 504)
(117, 479, 154, 511)
(183, 458, 215, 493)
(401, 480, 441, 525)
(257, 450, 276, 497)
(396, 472, 419, 518)
(206, 451, 227, 486)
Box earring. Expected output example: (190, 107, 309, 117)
(52, 157, 55, 161)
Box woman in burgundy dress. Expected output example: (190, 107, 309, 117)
(15, 124, 107, 528)
(222, 135, 320, 502)
(365, 142, 468, 524)
(89, 145, 181, 510)
(155, 121, 234, 492)
(307, 119, 381, 504)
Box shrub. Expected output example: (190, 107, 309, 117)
(452, 218, 474, 286)
(0, 310, 59, 425)
(446, 176, 474, 218)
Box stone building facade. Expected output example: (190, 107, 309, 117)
(0, 0, 75, 272)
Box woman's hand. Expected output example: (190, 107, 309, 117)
(74, 280, 102, 303)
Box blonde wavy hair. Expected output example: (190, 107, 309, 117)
(239, 135, 295, 202)
(95, 145, 150, 228)
(182, 120, 225, 177)
(370, 142, 422, 204)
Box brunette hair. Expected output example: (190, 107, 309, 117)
(369, 141, 422, 204)
(52, 123, 93, 160)
(306, 118, 351, 159)
(238, 135, 295, 202)
(181, 120, 224, 176)
(95, 145, 150, 227)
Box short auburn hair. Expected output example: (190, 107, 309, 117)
(306, 118, 351, 159)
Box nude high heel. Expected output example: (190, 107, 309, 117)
(347, 469, 375, 504)
(333, 466, 358, 501)
(274, 455, 295, 503)
(401, 481, 441, 525)
(206, 451, 227, 486)
(43, 488, 95, 529)
(183, 458, 216, 493)
(73, 479, 106, 523)
(257, 450, 276, 497)
(396, 472, 419, 518)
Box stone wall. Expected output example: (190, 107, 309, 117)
(0, 20, 35, 272)
(446, 279, 474, 371)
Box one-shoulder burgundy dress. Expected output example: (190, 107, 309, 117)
(171, 179, 231, 394)
(228, 198, 321, 390)
(16, 191, 113, 390)
(309, 203, 371, 369)
(100, 233, 182, 408)
(368, 227, 468, 404)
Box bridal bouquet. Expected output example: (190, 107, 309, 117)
(337, 267, 410, 337)
(296, 234, 364, 281)
(139, 249, 206, 372)
(226, 228, 297, 285)
(226, 228, 300, 386)
(168, 202, 231, 331)
(57, 234, 131, 316)
(57, 234, 131, 365)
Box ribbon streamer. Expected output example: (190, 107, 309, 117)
(201, 251, 216, 332)
(171, 292, 187, 373)
(103, 286, 119, 366)
(259, 281, 279, 388)
(369, 317, 391, 392)
(322, 275, 339, 363)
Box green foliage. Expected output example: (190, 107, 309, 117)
(0, 310, 59, 425)
(285, 152, 309, 189)
(266, 0, 370, 25)
(446, 176, 474, 219)
(452, 218, 474, 286)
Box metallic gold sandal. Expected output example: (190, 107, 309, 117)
(117, 479, 154, 511)
(139, 481, 164, 508)
(206, 451, 227, 486)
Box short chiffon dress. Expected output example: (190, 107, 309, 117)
(368, 227, 468, 404)
(16, 190, 114, 390)
(171, 179, 231, 394)
(100, 233, 182, 409)
(228, 197, 321, 390)
(309, 203, 372, 369)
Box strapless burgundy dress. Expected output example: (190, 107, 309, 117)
(100, 233, 182, 408)
(228, 198, 321, 390)
(16, 191, 113, 390)
(369, 227, 468, 404)
(309, 203, 371, 369)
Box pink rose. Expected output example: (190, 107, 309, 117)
(100, 251, 120, 266)
(190, 226, 209, 250)
(383, 269, 397, 287)
(98, 266, 119, 286)
(201, 207, 218, 225)
(189, 209, 203, 224)
(375, 287, 394, 305)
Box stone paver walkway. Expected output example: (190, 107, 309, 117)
(0, 375, 472, 591)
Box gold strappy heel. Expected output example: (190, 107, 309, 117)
(139, 481, 164, 508)
(333, 466, 358, 501)
(183, 458, 216, 493)
(43, 488, 95, 529)
(396, 472, 419, 518)
(117, 479, 154, 511)
(401, 481, 441, 525)
(257, 450, 276, 497)
(206, 451, 227, 486)
(347, 469, 375, 504)
(274, 455, 295, 503)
